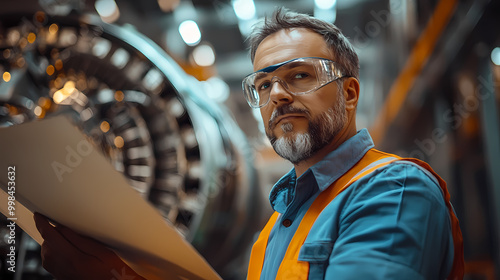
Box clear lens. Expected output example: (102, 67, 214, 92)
(242, 57, 344, 108)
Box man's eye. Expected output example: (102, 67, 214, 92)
(258, 82, 271, 91)
(294, 73, 309, 79)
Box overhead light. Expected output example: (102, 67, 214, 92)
(315, 0, 336, 10)
(314, 0, 337, 22)
(95, 0, 120, 23)
(233, 0, 256, 21)
(232, 0, 257, 37)
(178, 20, 201, 46)
(491, 47, 500, 66)
(192, 44, 215, 67)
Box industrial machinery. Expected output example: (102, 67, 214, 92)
(0, 9, 260, 280)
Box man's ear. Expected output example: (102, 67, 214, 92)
(343, 77, 360, 111)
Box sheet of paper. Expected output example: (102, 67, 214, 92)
(0, 116, 221, 280)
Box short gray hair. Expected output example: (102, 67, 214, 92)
(248, 7, 359, 79)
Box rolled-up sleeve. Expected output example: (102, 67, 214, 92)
(325, 163, 454, 280)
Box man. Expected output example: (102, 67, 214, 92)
(34, 8, 464, 280)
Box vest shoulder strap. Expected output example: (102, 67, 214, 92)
(247, 149, 395, 279)
(275, 150, 399, 278)
(247, 212, 279, 280)
(247, 148, 464, 279)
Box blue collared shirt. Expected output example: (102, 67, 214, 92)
(260, 129, 454, 279)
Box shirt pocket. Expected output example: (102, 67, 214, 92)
(298, 241, 333, 279)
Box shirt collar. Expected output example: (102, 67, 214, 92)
(269, 128, 375, 212)
(308, 128, 374, 191)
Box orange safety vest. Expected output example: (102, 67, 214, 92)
(247, 148, 464, 280)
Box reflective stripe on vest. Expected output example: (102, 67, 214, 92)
(247, 148, 464, 280)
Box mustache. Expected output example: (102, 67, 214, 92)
(268, 105, 310, 131)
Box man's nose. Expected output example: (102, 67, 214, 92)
(269, 79, 294, 105)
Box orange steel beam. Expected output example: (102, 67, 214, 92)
(370, 0, 459, 144)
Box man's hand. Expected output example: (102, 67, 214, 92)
(34, 213, 145, 280)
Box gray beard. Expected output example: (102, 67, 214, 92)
(272, 132, 313, 164)
(268, 90, 347, 164)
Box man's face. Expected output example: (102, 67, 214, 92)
(253, 28, 348, 164)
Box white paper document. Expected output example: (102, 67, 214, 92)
(0, 116, 221, 280)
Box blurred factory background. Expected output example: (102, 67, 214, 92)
(0, 0, 499, 279)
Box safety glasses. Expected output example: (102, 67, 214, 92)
(242, 57, 345, 108)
